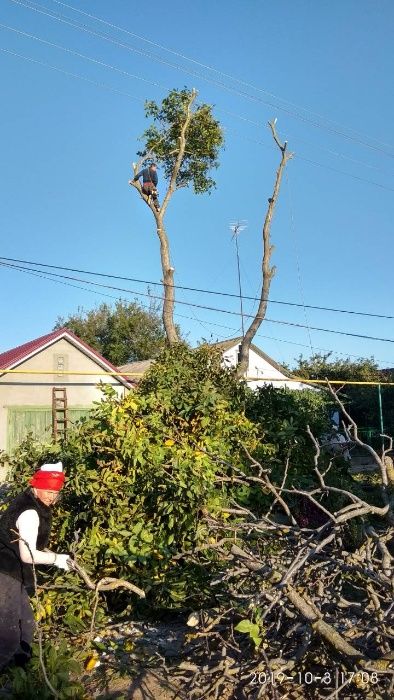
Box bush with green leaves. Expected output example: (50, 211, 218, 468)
(2, 344, 256, 630)
(246, 384, 332, 483)
(2, 640, 83, 699)
(292, 352, 394, 442)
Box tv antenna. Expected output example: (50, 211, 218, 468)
(229, 220, 248, 338)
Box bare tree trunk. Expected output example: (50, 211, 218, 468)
(236, 121, 293, 378)
(130, 90, 197, 345)
(157, 218, 178, 345)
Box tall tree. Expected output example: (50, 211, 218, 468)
(236, 121, 293, 378)
(129, 88, 224, 343)
(54, 299, 167, 365)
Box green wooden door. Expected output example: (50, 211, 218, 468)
(6, 407, 91, 453)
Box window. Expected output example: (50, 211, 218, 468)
(54, 354, 68, 380)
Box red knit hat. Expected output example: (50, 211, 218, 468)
(30, 462, 65, 491)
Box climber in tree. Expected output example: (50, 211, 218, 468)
(132, 162, 160, 211)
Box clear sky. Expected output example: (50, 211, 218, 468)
(1, 0, 394, 368)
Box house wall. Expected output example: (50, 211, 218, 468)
(221, 345, 308, 391)
(0, 338, 129, 457)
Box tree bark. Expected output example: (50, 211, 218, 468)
(236, 121, 293, 378)
(130, 90, 197, 345)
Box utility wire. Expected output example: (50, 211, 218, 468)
(2, 259, 394, 345)
(1, 255, 394, 322)
(285, 171, 314, 353)
(0, 46, 146, 102)
(0, 21, 169, 90)
(2, 260, 393, 365)
(8, 0, 394, 158)
(0, 259, 239, 333)
(3, 16, 392, 181)
(47, 0, 394, 153)
(2, 32, 394, 193)
(225, 126, 394, 193)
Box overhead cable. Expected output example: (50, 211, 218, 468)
(2, 260, 394, 345)
(47, 0, 394, 153)
(8, 0, 394, 157)
(1, 255, 393, 322)
(2, 37, 394, 192)
(2, 19, 393, 181)
(2, 260, 393, 365)
(0, 46, 146, 102)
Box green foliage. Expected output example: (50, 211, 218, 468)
(234, 619, 263, 649)
(292, 352, 394, 442)
(54, 298, 167, 365)
(139, 342, 248, 409)
(140, 88, 224, 194)
(3, 640, 83, 699)
(293, 352, 382, 383)
(4, 345, 256, 627)
(246, 384, 332, 475)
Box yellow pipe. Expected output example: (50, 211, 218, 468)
(0, 369, 393, 386)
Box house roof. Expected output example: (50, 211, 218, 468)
(211, 337, 292, 378)
(118, 339, 295, 384)
(0, 328, 133, 388)
(118, 359, 153, 381)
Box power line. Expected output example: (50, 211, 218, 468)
(1, 255, 394, 322)
(8, 0, 394, 158)
(225, 126, 394, 194)
(46, 0, 394, 155)
(40, 0, 394, 155)
(2, 259, 393, 365)
(2, 259, 394, 345)
(0, 46, 146, 102)
(0, 258, 239, 333)
(285, 172, 313, 353)
(5, 14, 392, 181)
(2, 29, 394, 193)
(0, 21, 169, 91)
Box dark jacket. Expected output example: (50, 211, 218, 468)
(0, 489, 52, 590)
(134, 166, 158, 187)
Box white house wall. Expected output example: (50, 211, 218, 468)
(221, 346, 307, 391)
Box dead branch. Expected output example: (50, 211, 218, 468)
(70, 559, 145, 597)
(172, 421, 394, 699)
(237, 120, 294, 378)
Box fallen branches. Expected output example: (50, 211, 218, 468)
(172, 419, 394, 699)
(69, 559, 145, 598)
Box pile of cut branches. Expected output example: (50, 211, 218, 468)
(172, 388, 394, 699)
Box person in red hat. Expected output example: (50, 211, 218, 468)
(0, 462, 72, 670)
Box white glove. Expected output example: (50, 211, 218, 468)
(54, 553, 73, 571)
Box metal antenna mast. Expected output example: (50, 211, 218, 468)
(229, 220, 248, 338)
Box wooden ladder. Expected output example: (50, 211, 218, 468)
(52, 387, 68, 441)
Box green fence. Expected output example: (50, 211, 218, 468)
(6, 406, 91, 453)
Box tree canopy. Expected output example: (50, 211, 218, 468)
(54, 299, 167, 365)
(292, 352, 382, 382)
(139, 88, 224, 194)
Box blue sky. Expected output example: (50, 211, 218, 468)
(1, 0, 394, 368)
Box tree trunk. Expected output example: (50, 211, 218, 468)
(130, 90, 197, 345)
(236, 121, 293, 378)
(156, 215, 178, 344)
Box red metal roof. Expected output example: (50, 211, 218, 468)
(0, 328, 133, 387)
